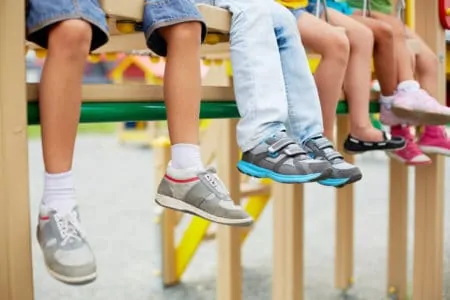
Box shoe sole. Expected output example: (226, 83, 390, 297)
(386, 152, 432, 166)
(344, 143, 407, 155)
(419, 145, 450, 156)
(318, 171, 363, 188)
(47, 267, 97, 285)
(155, 194, 254, 227)
(236, 160, 329, 183)
(392, 106, 450, 125)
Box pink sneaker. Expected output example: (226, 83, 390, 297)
(391, 89, 450, 125)
(418, 126, 450, 156)
(379, 97, 417, 126)
(386, 125, 432, 165)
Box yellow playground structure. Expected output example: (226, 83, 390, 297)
(1, 1, 449, 300)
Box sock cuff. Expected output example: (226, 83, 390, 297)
(44, 170, 74, 189)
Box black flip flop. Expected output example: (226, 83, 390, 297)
(343, 132, 406, 154)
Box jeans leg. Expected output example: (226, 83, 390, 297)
(269, 1, 324, 143)
(213, 0, 288, 151)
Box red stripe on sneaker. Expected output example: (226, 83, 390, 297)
(164, 174, 199, 183)
(40, 216, 50, 221)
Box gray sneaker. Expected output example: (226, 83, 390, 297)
(237, 131, 332, 183)
(303, 136, 362, 187)
(155, 167, 253, 227)
(37, 207, 96, 284)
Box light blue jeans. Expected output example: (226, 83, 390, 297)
(199, 0, 324, 151)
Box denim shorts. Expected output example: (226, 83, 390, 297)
(290, 2, 324, 19)
(26, 0, 109, 51)
(143, 0, 207, 56)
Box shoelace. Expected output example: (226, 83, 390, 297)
(54, 212, 85, 246)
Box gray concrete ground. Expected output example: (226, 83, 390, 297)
(28, 135, 450, 300)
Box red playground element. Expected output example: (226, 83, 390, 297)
(439, 0, 450, 29)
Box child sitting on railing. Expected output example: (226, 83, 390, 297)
(27, 0, 251, 286)
(199, 0, 363, 187)
(342, 0, 450, 164)
(278, 0, 407, 154)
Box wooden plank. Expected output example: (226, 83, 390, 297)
(27, 83, 235, 102)
(0, 0, 34, 299)
(412, 0, 445, 298)
(216, 119, 242, 300)
(272, 183, 304, 300)
(154, 140, 179, 286)
(99, 2, 231, 34)
(334, 115, 354, 290)
(387, 160, 408, 299)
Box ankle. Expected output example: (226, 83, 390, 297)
(41, 171, 76, 214)
(170, 143, 204, 170)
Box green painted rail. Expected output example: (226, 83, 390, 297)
(27, 100, 381, 125)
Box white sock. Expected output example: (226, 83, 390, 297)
(170, 143, 204, 170)
(41, 171, 76, 215)
(397, 80, 420, 92)
(380, 94, 395, 108)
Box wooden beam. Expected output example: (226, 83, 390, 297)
(216, 119, 242, 300)
(412, 0, 446, 299)
(0, 0, 34, 299)
(27, 83, 235, 102)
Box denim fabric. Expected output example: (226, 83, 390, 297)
(289, 2, 324, 19)
(143, 0, 207, 56)
(202, 0, 323, 151)
(26, 0, 109, 51)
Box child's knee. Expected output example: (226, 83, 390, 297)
(324, 31, 350, 63)
(48, 20, 92, 58)
(159, 21, 202, 45)
(372, 21, 393, 44)
(349, 24, 374, 51)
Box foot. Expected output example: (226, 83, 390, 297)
(343, 132, 405, 154)
(155, 165, 253, 227)
(418, 126, 450, 156)
(37, 206, 97, 285)
(303, 136, 362, 187)
(387, 125, 431, 165)
(380, 94, 418, 126)
(237, 131, 332, 183)
(391, 89, 450, 125)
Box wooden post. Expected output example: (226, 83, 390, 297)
(334, 115, 354, 290)
(0, 0, 34, 299)
(216, 119, 242, 300)
(412, 0, 445, 299)
(272, 183, 304, 300)
(154, 139, 179, 286)
(386, 160, 408, 299)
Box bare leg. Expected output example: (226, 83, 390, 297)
(351, 14, 397, 96)
(159, 22, 202, 145)
(328, 10, 383, 141)
(40, 20, 91, 173)
(364, 10, 416, 83)
(297, 12, 349, 139)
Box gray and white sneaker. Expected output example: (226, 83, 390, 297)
(37, 206, 96, 284)
(303, 135, 363, 187)
(237, 131, 332, 183)
(155, 166, 253, 227)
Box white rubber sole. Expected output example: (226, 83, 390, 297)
(47, 267, 96, 285)
(155, 194, 253, 227)
(419, 145, 450, 156)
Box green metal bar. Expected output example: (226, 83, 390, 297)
(27, 100, 381, 125)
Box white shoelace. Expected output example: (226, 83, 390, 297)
(54, 213, 86, 246)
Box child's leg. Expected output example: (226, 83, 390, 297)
(367, 11, 450, 124)
(296, 11, 349, 139)
(271, 2, 362, 187)
(144, 0, 252, 226)
(209, 0, 332, 184)
(27, 0, 108, 285)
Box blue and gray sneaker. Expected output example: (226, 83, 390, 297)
(237, 131, 332, 183)
(303, 135, 362, 187)
(37, 206, 97, 285)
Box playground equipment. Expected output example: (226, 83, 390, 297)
(0, 1, 446, 300)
